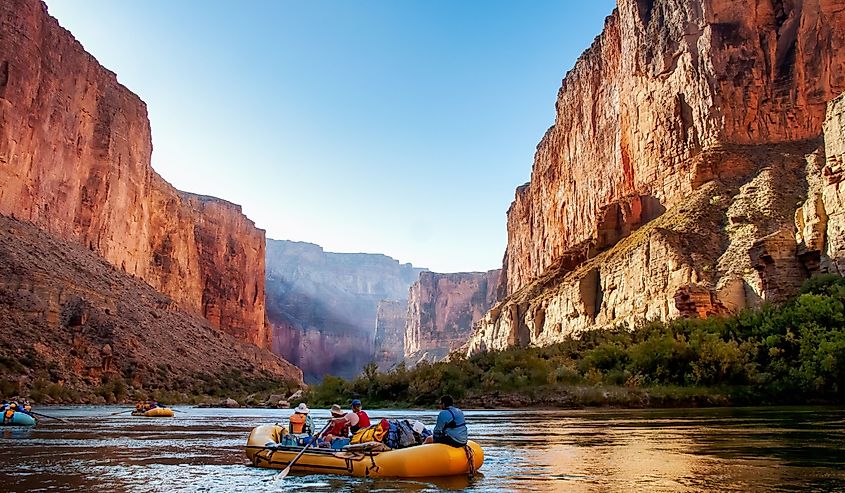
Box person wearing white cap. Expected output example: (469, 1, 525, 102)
(288, 402, 314, 435)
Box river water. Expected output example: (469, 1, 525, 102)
(1, 406, 843, 492)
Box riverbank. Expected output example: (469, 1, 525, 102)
(307, 275, 845, 410)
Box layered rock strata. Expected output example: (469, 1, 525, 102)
(0, 0, 269, 348)
(266, 240, 424, 381)
(469, 0, 845, 354)
(405, 270, 500, 364)
(373, 300, 408, 370)
(0, 214, 301, 398)
(503, 0, 845, 296)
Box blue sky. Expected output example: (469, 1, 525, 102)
(47, 0, 615, 273)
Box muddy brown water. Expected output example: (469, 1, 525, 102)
(1, 406, 843, 492)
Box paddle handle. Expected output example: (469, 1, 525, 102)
(276, 420, 332, 479)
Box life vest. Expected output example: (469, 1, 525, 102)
(3, 408, 14, 421)
(350, 418, 388, 445)
(324, 418, 349, 438)
(351, 410, 371, 433)
(444, 407, 465, 429)
(289, 413, 307, 434)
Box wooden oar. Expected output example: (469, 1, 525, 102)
(29, 411, 71, 424)
(108, 409, 135, 416)
(273, 421, 332, 481)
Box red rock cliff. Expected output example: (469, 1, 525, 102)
(468, 0, 845, 354)
(405, 270, 500, 364)
(0, 0, 268, 348)
(505, 0, 845, 295)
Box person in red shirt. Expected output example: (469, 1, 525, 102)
(321, 404, 351, 441)
(350, 399, 370, 433)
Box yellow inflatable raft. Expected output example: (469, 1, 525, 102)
(131, 407, 174, 417)
(245, 424, 483, 478)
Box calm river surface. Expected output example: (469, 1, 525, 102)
(0, 406, 843, 492)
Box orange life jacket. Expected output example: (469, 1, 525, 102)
(289, 412, 307, 434)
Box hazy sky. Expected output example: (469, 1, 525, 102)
(47, 1, 615, 273)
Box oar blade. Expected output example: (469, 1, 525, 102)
(275, 466, 291, 481)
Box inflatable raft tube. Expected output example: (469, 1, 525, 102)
(1, 411, 36, 426)
(244, 424, 483, 478)
(131, 407, 174, 417)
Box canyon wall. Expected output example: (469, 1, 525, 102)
(0, 0, 269, 348)
(405, 270, 500, 364)
(468, 0, 845, 354)
(266, 239, 424, 381)
(0, 215, 301, 399)
(373, 300, 407, 370)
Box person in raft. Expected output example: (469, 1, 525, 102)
(289, 403, 314, 435)
(349, 398, 370, 433)
(424, 395, 467, 448)
(321, 404, 351, 441)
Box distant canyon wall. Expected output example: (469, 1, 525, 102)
(0, 0, 269, 348)
(266, 239, 424, 381)
(404, 270, 500, 364)
(469, 0, 845, 354)
(373, 300, 407, 370)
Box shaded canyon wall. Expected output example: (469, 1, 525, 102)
(405, 270, 500, 364)
(0, 0, 269, 348)
(469, 0, 845, 354)
(373, 300, 407, 370)
(266, 240, 424, 381)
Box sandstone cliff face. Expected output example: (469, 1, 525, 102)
(266, 240, 424, 381)
(469, 0, 845, 354)
(373, 300, 407, 370)
(820, 93, 845, 275)
(504, 0, 845, 296)
(0, 0, 268, 348)
(0, 215, 301, 399)
(405, 270, 500, 364)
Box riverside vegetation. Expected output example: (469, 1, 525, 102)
(308, 275, 845, 408)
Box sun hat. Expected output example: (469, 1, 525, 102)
(351, 399, 362, 407)
(412, 420, 425, 434)
(295, 403, 310, 414)
(330, 404, 344, 416)
(345, 411, 360, 427)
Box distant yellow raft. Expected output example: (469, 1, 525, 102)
(245, 424, 483, 478)
(131, 407, 174, 417)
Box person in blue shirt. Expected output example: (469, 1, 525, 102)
(424, 395, 467, 448)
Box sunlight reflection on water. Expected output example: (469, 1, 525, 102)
(1, 406, 844, 492)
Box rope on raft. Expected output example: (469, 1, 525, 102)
(464, 444, 475, 480)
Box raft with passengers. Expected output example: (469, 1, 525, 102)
(131, 401, 175, 417)
(1, 400, 36, 426)
(245, 395, 483, 478)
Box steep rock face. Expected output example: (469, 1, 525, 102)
(266, 240, 424, 381)
(821, 93, 845, 274)
(469, 0, 845, 354)
(0, 0, 268, 348)
(505, 0, 845, 295)
(0, 214, 301, 399)
(405, 270, 500, 364)
(373, 300, 408, 370)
